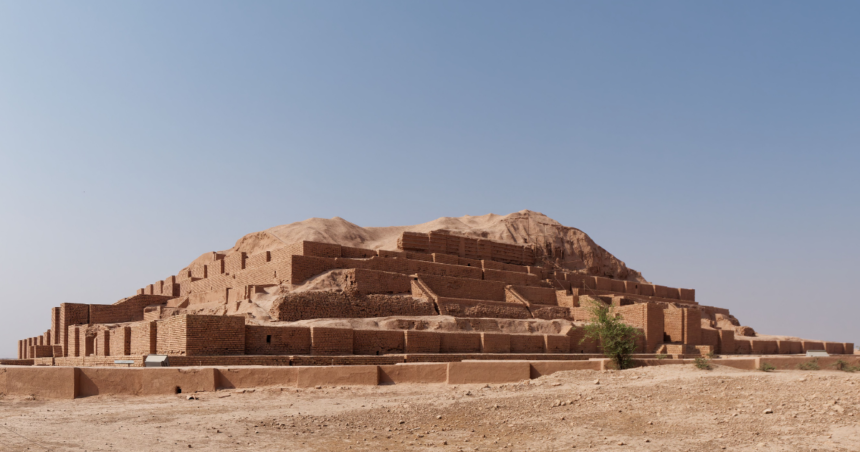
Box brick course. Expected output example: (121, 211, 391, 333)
(110, 326, 131, 356)
(310, 327, 353, 355)
(545, 334, 570, 353)
(511, 334, 545, 353)
(436, 298, 531, 319)
(244, 325, 311, 355)
(480, 333, 511, 353)
(94, 330, 110, 357)
(419, 274, 506, 301)
(404, 330, 441, 353)
(59, 303, 90, 357)
(271, 291, 435, 322)
(157, 315, 245, 356)
(90, 295, 172, 324)
(439, 332, 482, 354)
(353, 330, 405, 355)
(131, 321, 158, 355)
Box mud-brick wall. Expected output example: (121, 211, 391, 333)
(156, 316, 186, 355)
(244, 325, 311, 355)
(78, 327, 95, 357)
(157, 315, 245, 356)
(511, 334, 545, 353)
(186, 315, 245, 356)
(700, 328, 720, 353)
(484, 269, 540, 286)
(67, 326, 80, 357)
(310, 327, 353, 355)
(663, 307, 701, 345)
(271, 292, 436, 322)
(351, 269, 412, 294)
(94, 330, 110, 357)
(51, 307, 60, 345)
(481, 333, 511, 353)
(31, 345, 54, 358)
(511, 285, 557, 305)
(59, 303, 90, 357)
(439, 332, 481, 353)
(718, 330, 735, 355)
(436, 298, 531, 319)
(482, 260, 528, 273)
(110, 326, 131, 356)
(616, 303, 664, 353)
(245, 251, 270, 269)
(398, 231, 430, 252)
(529, 306, 571, 321)
(341, 246, 378, 259)
(224, 252, 246, 274)
(419, 274, 506, 301)
(545, 334, 570, 353)
(353, 330, 405, 355)
(567, 327, 599, 353)
(406, 260, 483, 280)
(130, 321, 158, 355)
(90, 295, 172, 325)
(404, 331, 441, 353)
(289, 241, 342, 258)
(290, 255, 338, 285)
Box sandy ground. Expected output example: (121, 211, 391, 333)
(2, 364, 860, 451)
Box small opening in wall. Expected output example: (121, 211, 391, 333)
(266, 335, 272, 344)
(376, 351, 380, 355)
(175, 386, 182, 394)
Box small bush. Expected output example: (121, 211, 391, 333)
(694, 356, 711, 370)
(580, 300, 642, 370)
(759, 362, 775, 372)
(832, 360, 860, 372)
(797, 359, 820, 371)
(655, 353, 669, 360)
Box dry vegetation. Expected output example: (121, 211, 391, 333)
(2, 365, 860, 451)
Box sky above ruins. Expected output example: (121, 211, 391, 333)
(1, 2, 858, 357)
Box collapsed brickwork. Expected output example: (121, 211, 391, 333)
(15, 224, 853, 364)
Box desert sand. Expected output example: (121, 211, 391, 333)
(2, 365, 859, 451)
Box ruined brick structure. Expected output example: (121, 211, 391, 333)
(14, 222, 853, 365)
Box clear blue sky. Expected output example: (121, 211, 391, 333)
(1, 2, 858, 357)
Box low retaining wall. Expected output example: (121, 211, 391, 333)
(77, 367, 216, 397)
(0, 360, 583, 398)
(753, 356, 860, 371)
(379, 363, 448, 384)
(447, 361, 531, 384)
(3, 355, 855, 399)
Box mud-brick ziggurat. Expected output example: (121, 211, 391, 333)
(13, 217, 853, 366)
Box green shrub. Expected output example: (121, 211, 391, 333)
(759, 362, 775, 372)
(797, 359, 820, 371)
(655, 353, 669, 360)
(580, 300, 642, 370)
(694, 356, 711, 370)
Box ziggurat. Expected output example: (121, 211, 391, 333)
(11, 211, 853, 367)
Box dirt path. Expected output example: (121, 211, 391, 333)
(2, 364, 860, 451)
